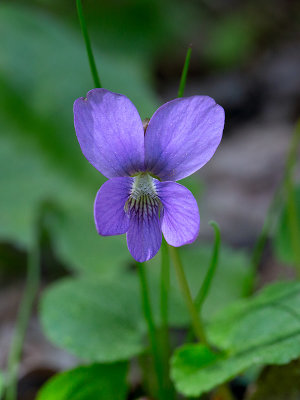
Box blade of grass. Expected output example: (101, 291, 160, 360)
(76, 0, 101, 88)
(195, 221, 221, 311)
(285, 120, 300, 273)
(177, 45, 192, 98)
(249, 119, 300, 291)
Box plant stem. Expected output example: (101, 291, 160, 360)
(137, 262, 165, 400)
(5, 233, 40, 400)
(76, 0, 101, 88)
(284, 120, 300, 273)
(177, 45, 192, 98)
(286, 179, 300, 272)
(249, 119, 300, 290)
(160, 239, 175, 397)
(195, 221, 221, 312)
(248, 187, 283, 292)
(169, 246, 208, 344)
(160, 238, 170, 338)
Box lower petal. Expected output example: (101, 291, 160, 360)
(156, 181, 200, 247)
(126, 210, 162, 263)
(94, 177, 133, 236)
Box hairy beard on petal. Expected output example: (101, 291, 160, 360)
(124, 173, 162, 219)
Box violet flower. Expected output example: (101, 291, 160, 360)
(74, 89, 224, 262)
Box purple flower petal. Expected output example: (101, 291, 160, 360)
(145, 96, 224, 181)
(126, 208, 162, 262)
(74, 89, 145, 178)
(156, 181, 200, 246)
(94, 177, 133, 236)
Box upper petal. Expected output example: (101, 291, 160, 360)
(144, 96, 224, 181)
(94, 177, 133, 236)
(156, 181, 200, 247)
(74, 89, 145, 178)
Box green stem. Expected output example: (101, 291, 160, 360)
(169, 246, 208, 344)
(160, 238, 170, 335)
(137, 262, 165, 400)
(249, 187, 283, 292)
(285, 120, 300, 180)
(160, 239, 175, 398)
(250, 191, 281, 271)
(5, 232, 40, 400)
(284, 120, 300, 273)
(249, 119, 300, 290)
(195, 221, 221, 311)
(177, 45, 192, 98)
(76, 0, 101, 88)
(286, 179, 300, 272)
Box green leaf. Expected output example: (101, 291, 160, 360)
(45, 204, 131, 275)
(0, 4, 158, 121)
(40, 274, 146, 362)
(37, 363, 128, 400)
(148, 244, 252, 327)
(274, 185, 300, 266)
(0, 4, 156, 274)
(0, 3, 159, 274)
(0, 128, 130, 276)
(171, 281, 300, 397)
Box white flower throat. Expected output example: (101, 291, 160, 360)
(125, 173, 161, 218)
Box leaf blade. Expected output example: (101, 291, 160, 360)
(171, 281, 300, 397)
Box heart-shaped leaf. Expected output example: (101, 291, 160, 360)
(40, 274, 146, 362)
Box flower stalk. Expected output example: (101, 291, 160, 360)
(160, 238, 170, 336)
(195, 221, 221, 311)
(159, 239, 175, 397)
(137, 262, 165, 400)
(284, 120, 300, 273)
(249, 118, 300, 290)
(169, 246, 208, 345)
(248, 186, 283, 291)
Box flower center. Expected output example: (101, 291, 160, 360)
(125, 173, 161, 218)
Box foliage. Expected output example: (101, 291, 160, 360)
(39, 244, 251, 364)
(148, 245, 252, 325)
(37, 363, 128, 400)
(274, 185, 300, 267)
(171, 281, 300, 397)
(0, 3, 158, 276)
(2, 2, 300, 399)
(40, 274, 145, 362)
